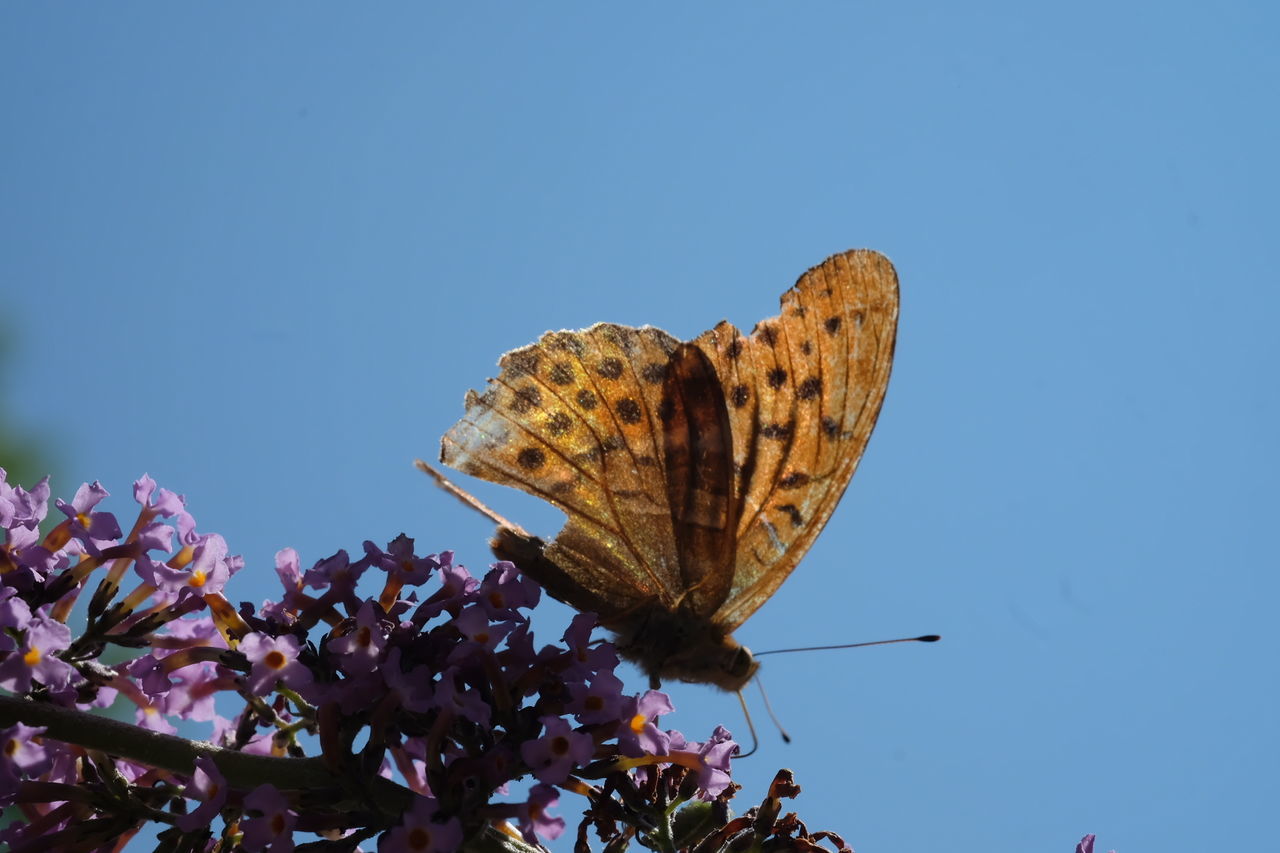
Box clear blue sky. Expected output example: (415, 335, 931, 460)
(3, 4, 1276, 851)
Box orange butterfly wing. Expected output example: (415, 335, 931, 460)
(439, 249, 898, 687)
(440, 323, 687, 617)
(691, 249, 899, 630)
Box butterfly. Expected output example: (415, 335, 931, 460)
(432, 249, 898, 691)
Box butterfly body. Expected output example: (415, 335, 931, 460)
(440, 250, 899, 691)
(489, 524, 756, 690)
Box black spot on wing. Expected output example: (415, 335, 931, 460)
(778, 504, 804, 527)
(517, 447, 546, 469)
(778, 472, 810, 489)
(549, 363, 575, 385)
(547, 411, 572, 436)
(598, 358, 624, 380)
(761, 421, 793, 440)
(517, 386, 545, 411)
(616, 398, 643, 424)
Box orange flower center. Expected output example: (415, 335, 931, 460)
(407, 827, 434, 850)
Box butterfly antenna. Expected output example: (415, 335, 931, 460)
(414, 459, 532, 536)
(753, 634, 941, 657)
(734, 689, 761, 759)
(740, 637, 938, 751)
(754, 676, 792, 745)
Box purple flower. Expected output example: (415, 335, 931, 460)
(1077, 835, 1117, 853)
(560, 611, 618, 678)
(241, 784, 296, 852)
(450, 605, 513, 652)
(161, 611, 226, 646)
(133, 474, 186, 519)
(274, 547, 301, 587)
(60, 480, 110, 516)
(55, 481, 123, 550)
(366, 535, 441, 589)
(0, 616, 76, 692)
(475, 562, 540, 619)
(329, 600, 390, 675)
(0, 723, 51, 798)
(378, 795, 462, 853)
(301, 549, 366, 612)
(566, 670, 625, 725)
(134, 699, 179, 734)
(301, 549, 352, 589)
(0, 587, 32, 639)
(2, 503, 66, 587)
(135, 532, 236, 599)
(617, 689, 675, 756)
(186, 533, 237, 594)
(0, 471, 49, 530)
(135, 520, 176, 554)
(239, 632, 313, 695)
(682, 726, 738, 798)
(129, 654, 173, 697)
(431, 667, 491, 727)
(158, 661, 221, 722)
(267, 547, 305, 616)
(498, 620, 536, 665)
(380, 648, 435, 713)
(175, 756, 229, 831)
(412, 560, 477, 623)
(519, 783, 565, 843)
(520, 716, 595, 784)
(132, 553, 177, 593)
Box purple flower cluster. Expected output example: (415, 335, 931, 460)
(0, 471, 1113, 853)
(0, 472, 753, 852)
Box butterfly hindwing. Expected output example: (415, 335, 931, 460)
(441, 322, 686, 614)
(662, 343, 738, 617)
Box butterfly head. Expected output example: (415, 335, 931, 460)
(648, 635, 758, 693)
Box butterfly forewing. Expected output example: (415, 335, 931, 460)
(697, 250, 898, 630)
(440, 322, 686, 612)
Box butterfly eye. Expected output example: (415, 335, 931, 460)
(726, 645, 757, 683)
